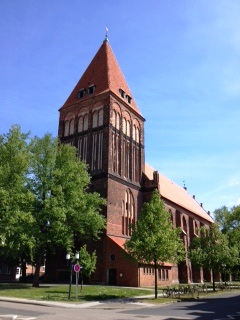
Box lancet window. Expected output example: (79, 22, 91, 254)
(122, 189, 135, 236)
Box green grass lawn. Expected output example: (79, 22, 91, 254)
(0, 283, 153, 302)
(0, 283, 239, 304)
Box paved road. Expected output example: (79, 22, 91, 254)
(0, 291, 239, 320)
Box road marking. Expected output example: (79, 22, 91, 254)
(0, 317, 36, 320)
(214, 312, 240, 320)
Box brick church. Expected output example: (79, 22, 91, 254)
(52, 36, 214, 287)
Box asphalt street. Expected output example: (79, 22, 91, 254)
(0, 291, 239, 320)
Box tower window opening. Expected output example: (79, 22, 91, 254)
(88, 84, 95, 95)
(119, 88, 125, 98)
(126, 94, 132, 104)
(77, 88, 85, 99)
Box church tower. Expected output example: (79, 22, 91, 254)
(58, 37, 145, 285)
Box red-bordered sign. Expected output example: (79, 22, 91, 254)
(74, 264, 81, 272)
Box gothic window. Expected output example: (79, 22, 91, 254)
(93, 112, 98, 128)
(99, 109, 103, 126)
(122, 117, 131, 179)
(182, 215, 188, 250)
(112, 110, 116, 127)
(168, 209, 173, 224)
(193, 220, 199, 236)
(122, 118, 130, 137)
(112, 131, 120, 174)
(116, 112, 120, 130)
(78, 117, 84, 132)
(92, 109, 103, 128)
(122, 189, 135, 236)
(132, 124, 141, 182)
(123, 139, 130, 178)
(136, 127, 140, 143)
(126, 120, 130, 136)
(91, 131, 103, 171)
(111, 110, 121, 175)
(123, 118, 126, 134)
(64, 121, 69, 136)
(83, 114, 88, 130)
(77, 135, 88, 162)
(69, 119, 74, 135)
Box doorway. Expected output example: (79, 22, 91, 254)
(108, 268, 117, 285)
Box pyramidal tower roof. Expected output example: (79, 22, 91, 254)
(60, 39, 141, 114)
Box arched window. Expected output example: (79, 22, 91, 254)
(116, 112, 120, 130)
(122, 189, 135, 236)
(182, 215, 188, 250)
(123, 118, 127, 134)
(92, 111, 98, 128)
(83, 114, 88, 131)
(99, 109, 103, 126)
(193, 220, 199, 236)
(91, 109, 103, 172)
(92, 109, 104, 128)
(69, 119, 74, 135)
(64, 121, 69, 136)
(78, 116, 84, 132)
(111, 110, 121, 175)
(126, 120, 130, 137)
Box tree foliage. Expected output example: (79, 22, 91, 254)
(214, 205, 240, 278)
(125, 190, 185, 298)
(189, 223, 239, 291)
(0, 127, 106, 286)
(79, 245, 97, 280)
(0, 125, 34, 264)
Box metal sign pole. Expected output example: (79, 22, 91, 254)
(76, 271, 78, 299)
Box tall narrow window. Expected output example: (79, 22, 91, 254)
(122, 190, 135, 236)
(111, 110, 121, 175)
(64, 121, 69, 136)
(91, 131, 103, 171)
(77, 135, 88, 162)
(69, 119, 74, 135)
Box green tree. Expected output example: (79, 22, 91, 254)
(214, 206, 231, 232)
(124, 190, 185, 299)
(189, 224, 239, 291)
(0, 125, 34, 272)
(27, 134, 106, 286)
(78, 245, 97, 289)
(214, 205, 240, 278)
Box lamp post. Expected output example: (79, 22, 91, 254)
(222, 264, 226, 286)
(66, 253, 72, 299)
(66, 252, 80, 300)
(74, 252, 79, 299)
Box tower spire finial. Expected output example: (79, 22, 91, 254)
(105, 27, 109, 42)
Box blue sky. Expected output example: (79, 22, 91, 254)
(1, 0, 240, 215)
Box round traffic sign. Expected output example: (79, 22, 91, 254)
(74, 263, 81, 272)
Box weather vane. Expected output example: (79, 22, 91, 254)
(105, 27, 109, 41)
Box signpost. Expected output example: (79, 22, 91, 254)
(74, 263, 81, 299)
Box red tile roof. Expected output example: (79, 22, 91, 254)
(60, 40, 140, 114)
(145, 163, 214, 223)
(108, 235, 126, 249)
(107, 235, 173, 267)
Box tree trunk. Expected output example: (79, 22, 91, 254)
(212, 268, 216, 292)
(32, 254, 42, 287)
(21, 260, 27, 281)
(154, 258, 158, 299)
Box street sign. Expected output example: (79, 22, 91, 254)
(74, 263, 81, 273)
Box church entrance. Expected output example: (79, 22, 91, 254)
(108, 268, 117, 285)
